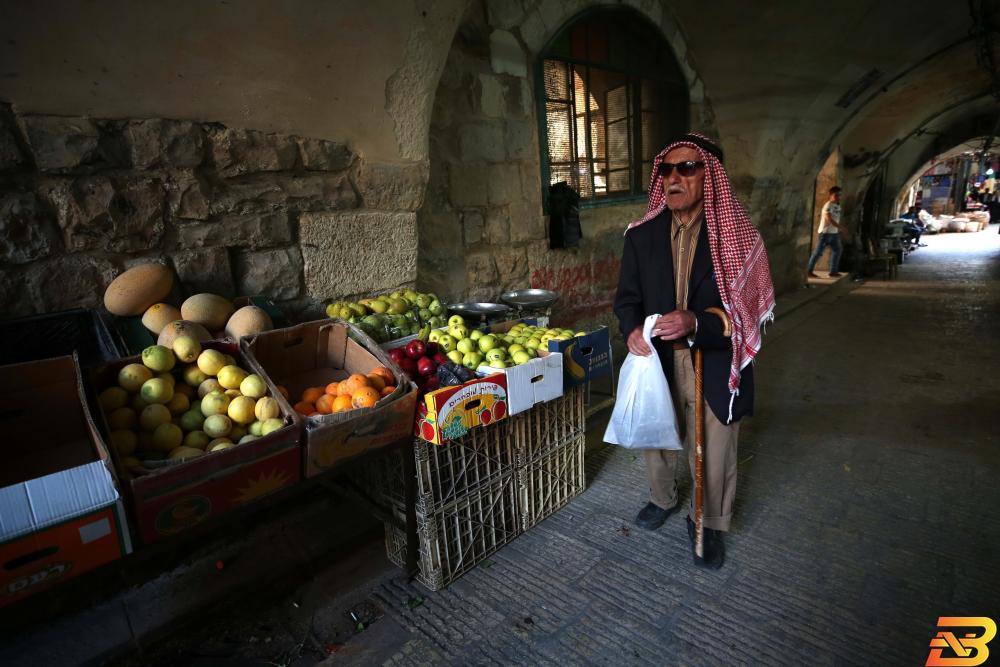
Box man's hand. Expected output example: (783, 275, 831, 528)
(652, 310, 696, 340)
(627, 326, 652, 356)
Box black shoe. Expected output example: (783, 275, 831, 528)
(807, 272, 819, 278)
(828, 272, 843, 277)
(634, 502, 676, 530)
(686, 516, 725, 569)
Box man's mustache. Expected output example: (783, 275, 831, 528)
(666, 185, 685, 195)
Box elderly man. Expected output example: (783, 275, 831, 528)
(613, 133, 775, 569)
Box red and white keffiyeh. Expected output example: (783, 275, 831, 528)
(628, 133, 776, 417)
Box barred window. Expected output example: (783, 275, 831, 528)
(538, 9, 689, 207)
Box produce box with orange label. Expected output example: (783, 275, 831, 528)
(85, 340, 301, 544)
(415, 373, 509, 445)
(242, 320, 417, 477)
(0, 355, 131, 607)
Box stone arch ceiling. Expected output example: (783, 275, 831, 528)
(668, 1, 996, 180)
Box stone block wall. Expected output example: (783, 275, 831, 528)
(416, 0, 711, 332)
(0, 102, 426, 319)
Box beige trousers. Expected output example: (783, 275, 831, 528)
(644, 350, 740, 531)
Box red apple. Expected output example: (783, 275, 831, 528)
(405, 340, 426, 359)
(397, 356, 417, 376)
(388, 348, 406, 364)
(433, 353, 449, 367)
(423, 375, 441, 392)
(417, 357, 437, 377)
(424, 341, 439, 356)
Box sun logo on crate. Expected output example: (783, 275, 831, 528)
(233, 469, 292, 504)
(156, 495, 212, 535)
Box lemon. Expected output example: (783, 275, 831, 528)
(118, 364, 153, 393)
(140, 377, 174, 405)
(198, 378, 223, 398)
(168, 446, 204, 461)
(166, 392, 190, 416)
(217, 365, 249, 390)
(172, 335, 202, 363)
(107, 407, 137, 430)
(209, 439, 236, 452)
(179, 409, 205, 432)
(183, 430, 210, 450)
(141, 345, 175, 372)
(238, 435, 259, 445)
(260, 418, 283, 436)
(249, 421, 263, 436)
(239, 374, 267, 399)
(152, 422, 183, 452)
(227, 396, 256, 425)
(139, 404, 171, 431)
(196, 349, 226, 376)
(224, 389, 242, 399)
(183, 364, 208, 387)
(110, 430, 137, 456)
(201, 391, 230, 417)
(203, 414, 232, 438)
(99, 386, 129, 412)
(254, 397, 280, 422)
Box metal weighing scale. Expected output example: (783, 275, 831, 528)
(499, 288, 559, 327)
(445, 302, 512, 326)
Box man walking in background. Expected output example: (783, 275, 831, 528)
(807, 186, 846, 278)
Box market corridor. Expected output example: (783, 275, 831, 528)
(349, 228, 1000, 665)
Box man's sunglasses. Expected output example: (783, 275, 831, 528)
(658, 160, 704, 177)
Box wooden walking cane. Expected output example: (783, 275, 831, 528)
(693, 347, 705, 560)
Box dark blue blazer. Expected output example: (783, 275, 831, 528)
(613, 209, 754, 424)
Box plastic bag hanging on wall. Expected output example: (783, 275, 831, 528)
(549, 181, 582, 249)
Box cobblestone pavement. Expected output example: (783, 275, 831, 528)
(348, 228, 1000, 665)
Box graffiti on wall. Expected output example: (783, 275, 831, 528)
(530, 253, 621, 303)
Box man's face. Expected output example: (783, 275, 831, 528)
(661, 146, 705, 214)
(831, 191, 841, 203)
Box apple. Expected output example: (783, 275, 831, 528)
(417, 357, 437, 377)
(433, 352, 450, 366)
(462, 351, 483, 369)
(424, 341, 439, 355)
(512, 350, 531, 365)
(429, 300, 443, 316)
(456, 338, 476, 354)
(487, 358, 508, 369)
(424, 375, 441, 392)
(405, 339, 426, 359)
(437, 334, 456, 351)
(449, 324, 468, 340)
(478, 334, 498, 353)
(469, 329, 483, 341)
(448, 315, 465, 327)
(485, 348, 506, 363)
(398, 356, 417, 376)
(447, 349, 464, 365)
(428, 329, 441, 343)
(388, 348, 406, 364)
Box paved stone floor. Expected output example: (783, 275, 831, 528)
(106, 227, 1000, 666)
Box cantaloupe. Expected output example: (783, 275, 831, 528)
(225, 305, 274, 340)
(141, 303, 182, 334)
(104, 264, 174, 316)
(181, 294, 233, 332)
(158, 320, 212, 347)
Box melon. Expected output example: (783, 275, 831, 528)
(181, 293, 234, 332)
(158, 320, 212, 347)
(225, 305, 274, 340)
(141, 303, 182, 334)
(104, 264, 174, 316)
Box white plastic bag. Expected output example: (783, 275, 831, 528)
(603, 314, 682, 450)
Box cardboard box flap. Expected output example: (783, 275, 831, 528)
(243, 320, 348, 379)
(0, 461, 118, 542)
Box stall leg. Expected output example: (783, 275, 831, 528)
(402, 440, 419, 577)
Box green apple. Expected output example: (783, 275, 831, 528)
(462, 352, 483, 369)
(469, 329, 483, 341)
(438, 334, 456, 351)
(526, 338, 541, 349)
(428, 329, 441, 343)
(478, 334, 498, 353)
(508, 344, 525, 356)
(429, 300, 443, 315)
(415, 294, 432, 308)
(457, 338, 476, 354)
(448, 315, 465, 327)
(447, 349, 464, 365)
(485, 348, 506, 363)
(487, 358, 508, 369)
(512, 350, 531, 365)
(449, 324, 468, 340)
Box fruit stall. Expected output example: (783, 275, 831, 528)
(0, 262, 613, 603)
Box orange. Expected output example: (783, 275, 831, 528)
(342, 373, 370, 396)
(365, 373, 386, 392)
(337, 380, 351, 396)
(381, 385, 395, 398)
(325, 381, 340, 396)
(307, 411, 319, 417)
(352, 386, 380, 409)
(293, 401, 315, 415)
(315, 394, 335, 414)
(275, 385, 290, 400)
(302, 387, 324, 403)
(370, 367, 395, 386)
(332, 395, 353, 413)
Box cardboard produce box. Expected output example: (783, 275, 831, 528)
(476, 351, 563, 415)
(488, 318, 611, 388)
(242, 320, 417, 477)
(416, 373, 509, 444)
(0, 356, 131, 607)
(86, 342, 301, 545)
